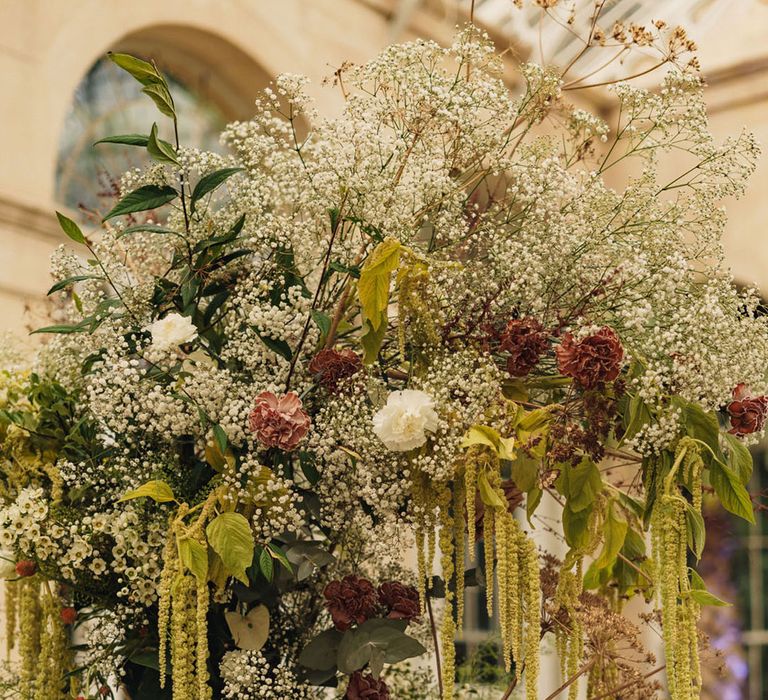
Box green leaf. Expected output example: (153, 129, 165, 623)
(30, 322, 89, 335)
(336, 619, 426, 674)
(360, 312, 387, 364)
(622, 392, 652, 443)
(299, 629, 343, 670)
(190, 167, 244, 213)
(557, 457, 603, 513)
(116, 223, 186, 241)
(258, 547, 274, 583)
(311, 310, 332, 338)
(47, 275, 101, 295)
(108, 52, 162, 86)
(178, 538, 208, 582)
(213, 424, 228, 453)
(593, 500, 627, 570)
(103, 185, 178, 221)
(477, 471, 506, 509)
(118, 479, 176, 503)
(141, 82, 176, 119)
(358, 238, 401, 331)
(94, 133, 150, 147)
(511, 453, 538, 493)
(147, 123, 180, 166)
(255, 331, 292, 361)
(723, 433, 753, 485)
(676, 398, 722, 465)
(562, 503, 592, 550)
(685, 502, 706, 560)
(267, 543, 293, 573)
(55, 211, 86, 245)
(709, 459, 755, 524)
(460, 425, 515, 461)
(689, 569, 730, 607)
(206, 512, 255, 585)
(526, 486, 542, 523)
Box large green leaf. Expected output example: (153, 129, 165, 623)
(206, 512, 255, 584)
(108, 52, 162, 86)
(336, 619, 426, 674)
(147, 123, 179, 166)
(118, 480, 176, 504)
(190, 167, 244, 212)
(360, 312, 387, 364)
(593, 500, 627, 570)
(103, 185, 178, 221)
(299, 629, 343, 670)
(723, 433, 753, 485)
(94, 133, 150, 147)
(557, 457, 602, 513)
(358, 238, 401, 331)
(709, 459, 755, 524)
(55, 211, 86, 245)
(141, 83, 176, 119)
(178, 538, 208, 582)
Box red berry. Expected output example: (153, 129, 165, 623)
(60, 607, 77, 625)
(15, 560, 36, 577)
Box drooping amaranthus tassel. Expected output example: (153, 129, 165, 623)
(453, 478, 466, 633)
(5, 579, 17, 659)
(651, 437, 703, 700)
(170, 574, 198, 700)
(18, 575, 42, 697)
(438, 485, 456, 700)
(34, 582, 68, 700)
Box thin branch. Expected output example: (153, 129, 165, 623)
(543, 658, 596, 700)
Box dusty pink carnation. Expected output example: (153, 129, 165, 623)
(248, 391, 310, 451)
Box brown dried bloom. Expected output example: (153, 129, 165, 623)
(727, 383, 768, 436)
(555, 327, 624, 389)
(309, 348, 362, 392)
(346, 672, 390, 699)
(499, 317, 549, 377)
(378, 581, 420, 622)
(323, 575, 380, 631)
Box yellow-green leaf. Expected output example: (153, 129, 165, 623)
(460, 425, 515, 461)
(178, 538, 208, 582)
(478, 471, 506, 509)
(688, 569, 730, 607)
(358, 238, 401, 331)
(360, 311, 387, 364)
(118, 479, 175, 503)
(206, 512, 255, 584)
(593, 501, 627, 570)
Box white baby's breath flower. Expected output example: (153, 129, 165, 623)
(146, 313, 197, 350)
(372, 389, 439, 451)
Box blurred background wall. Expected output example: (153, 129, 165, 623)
(1, 1, 768, 697)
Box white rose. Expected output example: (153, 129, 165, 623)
(372, 389, 439, 451)
(0, 550, 15, 579)
(147, 313, 197, 350)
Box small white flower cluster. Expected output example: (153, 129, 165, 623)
(220, 650, 313, 700)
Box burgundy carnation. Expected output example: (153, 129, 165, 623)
(378, 581, 420, 622)
(309, 348, 362, 392)
(555, 327, 624, 389)
(15, 560, 36, 578)
(323, 575, 380, 631)
(499, 317, 549, 377)
(248, 391, 310, 451)
(727, 383, 768, 436)
(346, 672, 390, 700)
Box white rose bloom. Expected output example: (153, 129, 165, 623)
(372, 389, 439, 451)
(147, 313, 197, 350)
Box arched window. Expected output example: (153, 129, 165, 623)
(55, 55, 227, 218)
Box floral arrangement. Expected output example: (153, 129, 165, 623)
(0, 2, 765, 699)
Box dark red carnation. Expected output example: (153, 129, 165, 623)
(323, 575, 380, 631)
(378, 581, 420, 622)
(346, 671, 390, 699)
(555, 327, 624, 389)
(15, 560, 36, 578)
(499, 317, 549, 377)
(60, 607, 77, 625)
(309, 349, 362, 392)
(727, 384, 768, 436)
